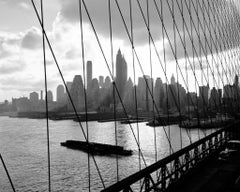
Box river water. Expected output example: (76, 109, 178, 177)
(0, 116, 212, 191)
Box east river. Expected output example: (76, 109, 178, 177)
(0, 116, 212, 191)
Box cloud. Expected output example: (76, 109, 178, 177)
(65, 48, 81, 59)
(21, 27, 42, 50)
(0, 59, 26, 75)
(59, 0, 240, 60)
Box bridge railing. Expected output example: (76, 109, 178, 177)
(102, 121, 240, 192)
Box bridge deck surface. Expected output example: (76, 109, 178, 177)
(168, 150, 240, 192)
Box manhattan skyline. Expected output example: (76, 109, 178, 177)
(1, 0, 240, 101)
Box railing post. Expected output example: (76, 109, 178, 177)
(174, 158, 180, 181)
(161, 165, 167, 191)
(184, 151, 190, 172)
(201, 141, 206, 159)
(144, 175, 150, 191)
(219, 131, 223, 146)
(193, 147, 199, 165)
(214, 135, 219, 149)
(208, 138, 213, 153)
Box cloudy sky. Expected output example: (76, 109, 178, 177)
(0, 0, 240, 101)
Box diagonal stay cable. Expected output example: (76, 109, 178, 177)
(108, 0, 119, 182)
(78, 0, 91, 190)
(133, 0, 202, 142)
(81, 0, 150, 166)
(114, 0, 176, 152)
(128, 0, 142, 178)
(0, 153, 16, 192)
(31, 0, 105, 188)
(40, 1, 51, 191)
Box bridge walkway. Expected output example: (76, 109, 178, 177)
(168, 150, 240, 192)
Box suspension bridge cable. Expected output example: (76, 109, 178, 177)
(208, 0, 234, 119)
(171, 0, 183, 150)
(187, 0, 234, 132)
(173, 0, 229, 127)
(207, 0, 231, 119)
(108, 0, 119, 182)
(0, 154, 16, 192)
(153, 0, 208, 141)
(31, 0, 105, 188)
(146, 0, 158, 166)
(180, 0, 192, 145)
(40, 1, 51, 191)
(187, 0, 201, 140)
(114, 0, 175, 153)
(128, 0, 142, 177)
(208, 0, 238, 113)
(122, 0, 196, 147)
(160, 0, 174, 152)
(164, 0, 223, 138)
(78, 0, 91, 190)
(188, 0, 233, 101)
(81, 0, 150, 167)
(218, 0, 240, 109)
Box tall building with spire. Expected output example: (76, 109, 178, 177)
(115, 49, 128, 99)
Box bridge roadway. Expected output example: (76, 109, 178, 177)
(167, 150, 240, 192)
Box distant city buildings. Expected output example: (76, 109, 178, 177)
(1, 50, 240, 116)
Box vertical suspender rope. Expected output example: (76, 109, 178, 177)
(146, 0, 158, 167)
(40, 1, 51, 191)
(78, 0, 91, 190)
(31, 0, 106, 188)
(160, 0, 171, 156)
(108, 0, 119, 182)
(129, 0, 142, 177)
(171, 0, 183, 150)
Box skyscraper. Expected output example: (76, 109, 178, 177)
(99, 76, 104, 88)
(56, 84, 65, 104)
(68, 75, 84, 111)
(199, 85, 209, 107)
(115, 49, 127, 99)
(29, 92, 39, 104)
(87, 61, 92, 90)
(47, 90, 53, 103)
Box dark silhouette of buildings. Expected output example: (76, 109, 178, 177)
(2, 50, 240, 117)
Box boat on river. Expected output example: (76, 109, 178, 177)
(61, 140, 133, 156)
